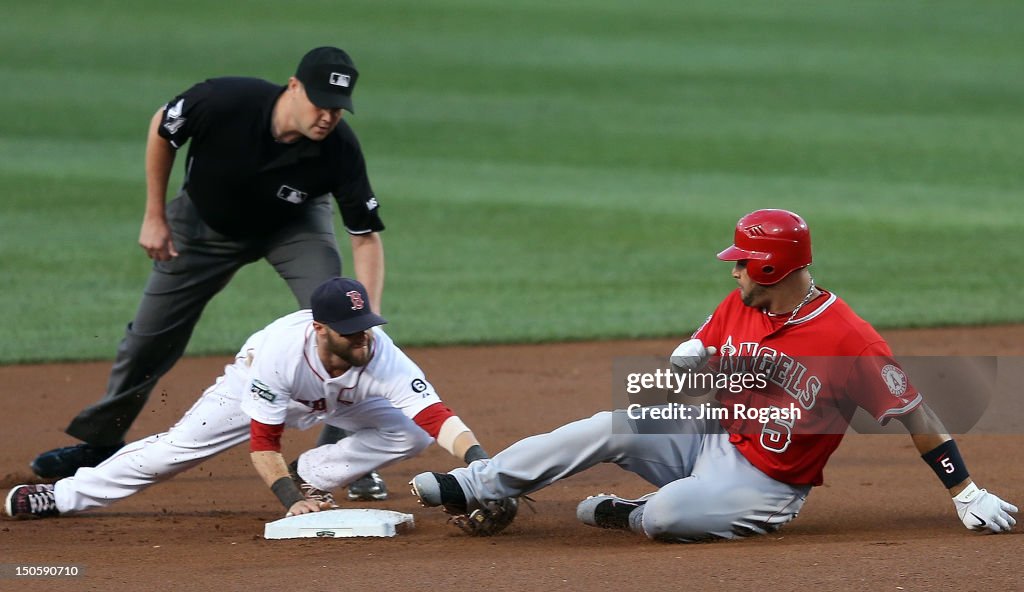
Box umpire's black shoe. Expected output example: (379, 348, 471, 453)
(410, 472, 468, 515)
(31, 442, 125, 480)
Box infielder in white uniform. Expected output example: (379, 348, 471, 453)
(5, 277, 491, 519)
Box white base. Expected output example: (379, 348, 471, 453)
(264, 509, 415, 539)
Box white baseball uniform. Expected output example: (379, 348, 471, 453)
(53, 310, 441, 514)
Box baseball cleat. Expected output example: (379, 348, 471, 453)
(288, 461, 338, 509)
(576, 493, 653, 531)
(31, 441, 125, 480)
(347, 471, 388, 501)
(409, 471, 468, 515)
(5, 484, 60, 519)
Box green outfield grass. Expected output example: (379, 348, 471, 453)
(1, 1, 1022, 363)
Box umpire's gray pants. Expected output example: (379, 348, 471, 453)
(66, 191, 341, 445)
(450, 409, 810, 543)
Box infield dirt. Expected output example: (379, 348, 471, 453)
(2, 325, 1022, 591)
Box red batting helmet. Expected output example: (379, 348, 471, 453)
(717, 209, 812, 285)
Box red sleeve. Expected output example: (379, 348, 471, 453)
(846, 341, 923, 424)
(250, 419, 285, 452)
(412, 402, 455, 438)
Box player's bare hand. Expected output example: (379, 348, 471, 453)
(954, 484, 1018, 533)
(139, 216, 179, 261)
(285, 499, 325, 517)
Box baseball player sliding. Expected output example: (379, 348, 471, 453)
(5, 277, 492, 519)
(411, 209, 1017, 541)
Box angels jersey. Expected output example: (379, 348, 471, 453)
(232, 310, 441, 429)
(693, 288, 922, 486)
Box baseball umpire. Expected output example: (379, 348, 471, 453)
(6, 278, 494, 520)
(32, 46, 390, 500)
(411, 209, 1017, 541)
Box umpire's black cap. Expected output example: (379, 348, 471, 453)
(295, 46, 359, 112)
(311, 277, 386, 335)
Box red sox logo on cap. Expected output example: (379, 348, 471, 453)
(311, 277, 386, 335)
(346, 290, 365, 310)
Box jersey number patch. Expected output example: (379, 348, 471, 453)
(759, 409, 794, 453)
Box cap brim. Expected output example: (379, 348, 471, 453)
(325, 313, 387, 335)
(717, 245, 770, 261)
(306, 88, 355, 113)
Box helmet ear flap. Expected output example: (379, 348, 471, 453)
(746, 259, 775, 284)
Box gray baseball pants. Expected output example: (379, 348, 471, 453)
(66, 191, 342, 445)
(450, 408, 811, 542)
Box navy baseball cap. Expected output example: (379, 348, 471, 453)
(295, 46, 359, 112)
(311, 277, 386, 335)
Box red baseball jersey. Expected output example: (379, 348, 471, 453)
(693, 288, 922, 486)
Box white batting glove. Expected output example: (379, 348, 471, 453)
(953, 483, 1018, 533)
(670, 339, 717, 373)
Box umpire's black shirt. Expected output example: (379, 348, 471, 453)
(156, 77, 384, 238)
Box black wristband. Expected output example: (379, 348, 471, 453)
(271, 476, 305, 509)
(463, 444, 489, 464)
(921, 440, 970, 489)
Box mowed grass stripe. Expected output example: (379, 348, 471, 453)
(0, 1, 1021, 362)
